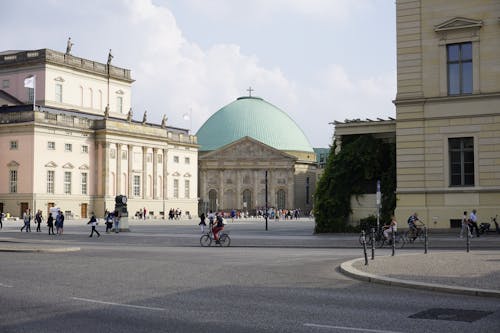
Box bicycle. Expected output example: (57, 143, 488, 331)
(376, 230, 405, 249)
(359, 226, 384, 247)
(403, 221, 426, 244)
(200, 229, 231, 247)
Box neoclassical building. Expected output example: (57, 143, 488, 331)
(0, 48, 198, 218)
(196, 96, 318, 214)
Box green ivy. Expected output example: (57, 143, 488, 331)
(314, 134, 396, 233)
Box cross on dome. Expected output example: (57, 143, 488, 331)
(247, 86, 254, 97)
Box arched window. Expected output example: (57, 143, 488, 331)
(208, 189, 217, 212)
(242, 189, 252, 210)
(276, 189, 286, 209)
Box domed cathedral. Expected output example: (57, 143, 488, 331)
(196, 95, 318, 215)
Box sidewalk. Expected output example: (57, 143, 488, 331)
(341, 251, 500, 298)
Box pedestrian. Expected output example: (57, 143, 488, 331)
(47, 212, 55, 235)
(113, 210, 121, 233)
(469, 209, 480, 237)
(105, 210, 113, 233)
(459, 211, 471, 238)
(0, 212, 4, 229)
(55, 210, 65, 235)
(35, 210, 43, 232)
(87, 212, 100, 238)
(199, 212, 206, 233)
(21, 209, 31, 232)
(143, 207, 147, 220)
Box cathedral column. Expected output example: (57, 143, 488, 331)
(101, 142, 109, 197)
(268, 169, 273, 207)
(128, 145, 133, 197)
(235, 169, 241, 209)
(253, 169, 259, 208)
(288, 170, 295, 209)
(142, 146, 148, 199)
(219, 170, 224, 210)
(116, 143, 122, 195)
(163, 148, 168, 199)
(153, 148, 158, 199)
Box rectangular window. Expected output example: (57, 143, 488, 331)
(55, 83, 63, 103)
(47, 170, 55, 193)
(184, 180, 190, 198)
(173, 179, 179, 198)
(47, 141, 55, 150)
(81, 172, 88, 195)
(64, 171, 72, 194)
(122, 150, 128, 160)
(133, 175, 141, 196)
(81, 145, 88, 153)
(116, 96, 123, 113)
(449, 137, 474, 186)
(447, 42, 472, 95)
(173, 156, 179, 163)
(9, 170, 17, 193)
(185, 157, 190, 164)
(2, 79, 9, 88)
(65, 143, 72, 152)
(110, 149, 116, 159)
(9, 141, 18, 150)
(158, 154, 163, 163)
(27, 87, 34, 103)
(147, 153, 153, 163)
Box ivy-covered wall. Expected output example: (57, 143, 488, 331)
(313, 134, 396, 233)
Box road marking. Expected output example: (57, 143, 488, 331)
(71, 297, 165, 311)
(0, 283, 13, 288)
(303, 323, 404, 333)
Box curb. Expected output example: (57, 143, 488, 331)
(0, 247, 81, 253)
(340, 257, 500, 298)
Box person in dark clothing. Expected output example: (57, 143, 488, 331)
(87, 212, 100, 238)
(35, 210, 43, 232)
(47, 212, 55, 235)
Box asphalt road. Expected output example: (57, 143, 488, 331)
(1, 220, 499, 332)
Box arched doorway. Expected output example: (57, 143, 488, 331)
(208, 189, 217, 212)
(242, 189, 252, 210)
(276, 189, 286, 209)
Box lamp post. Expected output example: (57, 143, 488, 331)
(265, 170, 268, 231)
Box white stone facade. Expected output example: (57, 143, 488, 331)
(0, 49, 198, 219)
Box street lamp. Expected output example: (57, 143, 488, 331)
(265, 170, 268, 231)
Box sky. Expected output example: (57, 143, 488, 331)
(1, 0, 396, 147)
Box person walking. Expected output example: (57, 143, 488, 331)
(469, 209, 480, 237)
(105, 210, 113, 233)
(47, 212, 55, 235)
(55, 210, 64, 235)
(21, 209, 31, 232)
(0, 212, 4, 229)
(113, 210, 121, 233)
(459, 211, 472, 238)
(35, 210, 43, 232)
(87, 212, 100, 238)
(199, 212, 206, 233)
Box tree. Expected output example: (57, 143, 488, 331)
(314, 134, 396, 233)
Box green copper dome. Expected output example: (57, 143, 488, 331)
(196, 96, 314, 153)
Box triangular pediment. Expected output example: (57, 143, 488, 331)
(183, 172, 191, 177)
(45, 161, 58, 168)
(62, 162, 74, 169)
(7, 160, 20, 167)
(172, 171, 180, 177)
(79, 164, 89, 170)
(200, 136, 297, 161)
(434, 17, 483, 32)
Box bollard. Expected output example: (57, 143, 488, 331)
(466, 227, 470, 253)
(361, 231, 368, 266)
(424, 226, 428, 254)
(391, 227, 395, 256)
(371, 228, 375, 260)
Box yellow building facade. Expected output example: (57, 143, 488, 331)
(394, 0, 500, 228)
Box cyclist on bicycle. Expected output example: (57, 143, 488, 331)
(383, 215, 398, 241)
(212, 213, 225, 244)
(407, 212, 421, 240)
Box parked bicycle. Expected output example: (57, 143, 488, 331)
(359, 226, 384, 247)
(200, 229, 231, 247)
